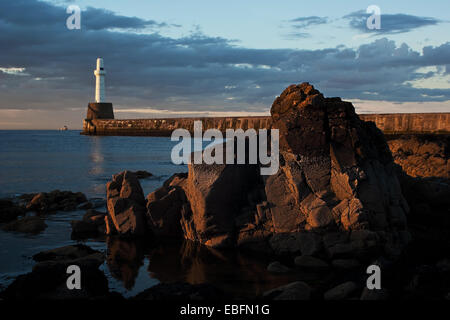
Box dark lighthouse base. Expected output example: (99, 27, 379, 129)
(82, 102, 114, 135)
(86, 102, 114, 120)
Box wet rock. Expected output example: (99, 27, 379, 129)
(0, 199, 26, 223)
(1, 216, 47, 234)
(294, 255, 329, 270)
(263, 281, 311, 300)
(133, 282, 225, 300)
(324, 281, 358, 300)
(71, 209, 106, 239)
(106, 170, 147, 236)
(267, 261, 290, 273)
(33, 244, 102, 262)
(132, 170, 153, 179)
(76, 198, 106, 210)
(1, 245, 109, 299)
(26, 190, 87, 214)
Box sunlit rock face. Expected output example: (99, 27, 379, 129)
(106, 170, 147, 236)
(146, 83, 411, 260)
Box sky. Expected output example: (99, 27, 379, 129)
(0, 0, 449, 129)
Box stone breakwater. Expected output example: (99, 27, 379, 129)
(82, 113, 450, 136)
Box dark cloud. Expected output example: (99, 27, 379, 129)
(83, 7, 169, 30)
(0, 0, 449, 120)
(289, 16, 328, 28)
(344, 10, 441, 34)
(282, 16, 328, 39)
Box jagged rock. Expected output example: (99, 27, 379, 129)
(0, 199, 26, 223)
(388, 134, 449, 179)
(1, 216, 47, 234)
(1, 245, 109, 299)
(294, 255, 329, 270)
(179, 159, 260, 248)
(145, 83, 410, 260)
(26, 190, 87, 214)
(267, 261, 290, 273)
(324, 281, 358, 300)
(106, 170, 147, 236)
(263, 281, 311, 300)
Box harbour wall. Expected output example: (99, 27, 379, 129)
(82, 113, 450, 136)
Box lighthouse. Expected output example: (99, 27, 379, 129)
(94, 58, 106, 103)
(84, 57, 114, 122)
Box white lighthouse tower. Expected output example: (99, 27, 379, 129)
(94, 57, 106, 103)
(84, 57, 114, 122)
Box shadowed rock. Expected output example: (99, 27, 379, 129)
(0, 199, 26, 223)
(1, 245, 110, 300)
(26, 190, 87, 214)
(1, 216, 47, 234)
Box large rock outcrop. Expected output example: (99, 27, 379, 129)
(146, 83, 411, 260)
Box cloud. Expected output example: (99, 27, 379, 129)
(289, 16, 328, 29)
(0, 0, 449, 128)
(282, 16, 328, 39)
(83, 7, 169, 30)
(344, 10, 441, 34)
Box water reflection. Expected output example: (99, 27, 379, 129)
(106, 237, 310, 298)
(89, 137, 105, 176)
(106, 237, 145, 290)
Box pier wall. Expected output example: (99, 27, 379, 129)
(82, 113, 450, 136)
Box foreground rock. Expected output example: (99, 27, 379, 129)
(263, 281, 311, 300)
(71, 209, 106, 239)
(324, 281, 358, 300)
(106, 170, 147, 236)
(267, 261, 290, 273)
(0, 245, 112, 299)
(26, 190, 87, 214)
(294, 255, 329, 270)
(146, 83, 410, 263)
(1, 216, 47, 234)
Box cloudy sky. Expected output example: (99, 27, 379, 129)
(0, 0, 449, 129)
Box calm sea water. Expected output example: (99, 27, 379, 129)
(0, 130, 185, 198)
(0, 130, 305, 297)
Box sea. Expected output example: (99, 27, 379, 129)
(0, 130, 306, 298)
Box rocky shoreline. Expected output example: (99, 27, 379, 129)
(1, 84, 449, 300)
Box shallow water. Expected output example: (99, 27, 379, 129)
(0, 130, 306, 297)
